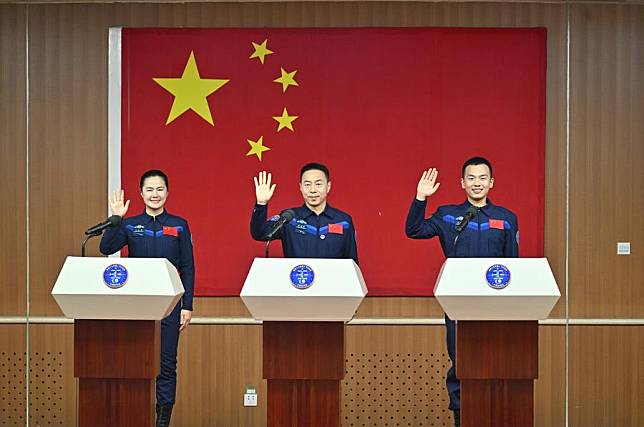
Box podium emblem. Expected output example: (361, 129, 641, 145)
(103, 264, 129, 289)
(290, 264, 315, 289)
(485, 264, 511, 289)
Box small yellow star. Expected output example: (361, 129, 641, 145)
(272, 108, 299, 132)
(153, 51, 229, 126)
(246, 136, 271, 161)
(249, 39, 274, 64)
(273, 67, 299, 93)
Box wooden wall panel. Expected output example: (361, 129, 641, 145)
(540, 3, 568, 319)
(534, 325, 565, 427)
(173, 324, 265, 427)
(1, 322, 569, 427)
(569, 326, 643, 427)
(27, 324, 76, 427)
(343, 325, 453, 426)
(28, 4, 110, 316)
(193, 297, 252, 317)
(355, 297, 444, 318)
(569, 4, 644, 318)
(0, 325, 26, 427)
(0, 5, 27, 317)
(341, 324, 565, 427)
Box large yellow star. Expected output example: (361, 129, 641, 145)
(246, 136, 270, 161)
(273, 67, 299, 93)
(272, 108, 298, 132)
(249, 39, 274, 64)
(153, 51, 229, 126)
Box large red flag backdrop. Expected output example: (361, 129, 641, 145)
(116, 28, 546, 296)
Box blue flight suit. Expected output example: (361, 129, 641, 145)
(99, 210, 195, 407)
(405, 198, 519, 412)
(251, 203, 358, 263)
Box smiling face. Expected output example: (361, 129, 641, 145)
(140, 176, 168, 215)
(299, 168, 331, 212)
(461, 163, 494, 206)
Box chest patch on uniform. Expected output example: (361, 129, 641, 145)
(131, 225, 145, 236)
(328, 223, 344, 234)
(293, 219, 316, 236)
(489, 219, 505, 230)
(163, 226, 179, 237)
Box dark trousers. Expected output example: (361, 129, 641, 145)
(157, 302, 181, 406)
(445, 314, 460, 411)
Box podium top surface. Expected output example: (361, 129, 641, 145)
(434, 258, 560, 297)
(51, 256, 184, 320)
(241, 258, 367, 297)
(240, 257, 367, 321)
(434, 257, 560, 320)
(52, 257, 183, 296)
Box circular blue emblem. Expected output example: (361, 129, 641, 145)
(485, 264, 511, 289)
(289, 264, 315, 290)
(103, 264, 128, 289)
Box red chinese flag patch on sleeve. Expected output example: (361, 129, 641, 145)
(489, 219, 505, 230)
(328, 223, 344, 234)
(163, 226, 179, 237)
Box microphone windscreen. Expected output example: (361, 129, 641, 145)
(281, 209, 295, 221)
(108, 215, 122, 226)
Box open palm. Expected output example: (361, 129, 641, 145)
(109, 189, 130, 217)
(416, 168, 441, 200)
(254, 171, 276, 205)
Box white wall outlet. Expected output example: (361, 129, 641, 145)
(244, 393, 258, 407)
(244, 387, 258, 407)
(617, 242, 631, 255)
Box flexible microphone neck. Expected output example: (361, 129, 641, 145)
(266, 209, 295, 240)
(265, 209, 295, 257)
(453, 206, 479, 256)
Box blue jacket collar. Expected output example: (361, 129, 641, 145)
(460, 199, 495, 218)
(297, 203, 339, 221)
(141, 208, 169, 224)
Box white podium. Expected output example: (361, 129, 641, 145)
(51, 256, 184, 427)
(53, 256, 184, 320)
(434, 258, 560, 427)
(241, 257, 367, 321)
(434, 257, 560, 320)
(241, 258, 367, 427)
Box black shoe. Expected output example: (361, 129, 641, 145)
(453, 410, 461, 427)
(156, 404, 173, 427)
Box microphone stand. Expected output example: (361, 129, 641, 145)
(453, 220, 469, 256)
(263, 209, 295, 258)
(82, 231, 102, 257)
(452, 208, 479, 256)
(265, 239, 273, 258)
(264, 221, 287, 258)
(452, 231, 464, 256)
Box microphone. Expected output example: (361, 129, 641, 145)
(455, 205, 479, 234)
(85, 215, 122, 235)
(266, 209, 295, 240)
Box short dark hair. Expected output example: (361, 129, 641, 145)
(140, 169, 169, 190)
(300, 162, 330, 182)
(462, 157, 493, 178)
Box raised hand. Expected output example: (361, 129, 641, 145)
(416, 168, 441, 201)
(254, 171, 276, 205)
(109, 189, 130, 217)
